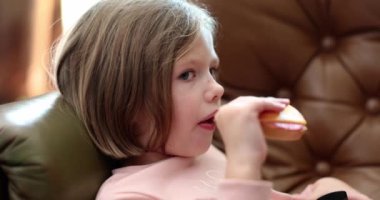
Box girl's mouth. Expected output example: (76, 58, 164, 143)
(198, 116, 216, 131)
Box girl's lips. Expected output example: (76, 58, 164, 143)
(199, 122, 216, 131)
(198, 110, 217, 131)
(199, 110, 218, 123)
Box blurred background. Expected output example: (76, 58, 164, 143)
(0, 0, 101, 104)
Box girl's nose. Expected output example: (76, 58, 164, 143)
(205, 79, 224, 103)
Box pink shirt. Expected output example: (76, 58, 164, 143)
(96, 146, 307, 200)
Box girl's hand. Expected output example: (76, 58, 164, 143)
(214, 96, 289, 180)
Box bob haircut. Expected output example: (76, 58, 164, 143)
(53, 0, 216, 159)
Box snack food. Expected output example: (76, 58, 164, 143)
(259, 105, 307, 141)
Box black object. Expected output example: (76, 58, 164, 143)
(317, 191, 348, 200)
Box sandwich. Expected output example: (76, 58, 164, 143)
(259, 105, 307, 141)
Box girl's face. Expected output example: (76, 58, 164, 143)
(165, 29, 224, 157)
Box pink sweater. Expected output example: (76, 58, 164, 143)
(96, 146, 307, 200)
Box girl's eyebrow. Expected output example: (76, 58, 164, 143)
(179, 57, 220, 67)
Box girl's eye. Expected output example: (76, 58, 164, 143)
(179, 70, 195, 81)
(210, 67, 219, 78)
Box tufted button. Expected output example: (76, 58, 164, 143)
(366, 98, 380, 114)
(276, 88, 292, 99)
(321, 36, 336, 50)
(315, 161, 331, 176)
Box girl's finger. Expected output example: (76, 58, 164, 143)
(255, 98, 287, 113)
(266, 97, 290, 104)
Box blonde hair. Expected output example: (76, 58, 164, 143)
(53, 0, 216, 159)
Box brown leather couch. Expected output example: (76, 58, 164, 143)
(1, 0, 380, 199)
(200, 0, 380, 198)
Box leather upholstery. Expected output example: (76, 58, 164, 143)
(0, 93, 112, 200)
(200, 0, 380, 198)
(1, 0, 380, 199)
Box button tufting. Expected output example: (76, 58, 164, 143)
(366, 98, 380, 114)
(315, 161, 331, 176)
(276, 88, 292, 99)
(321, 36, 336, 50)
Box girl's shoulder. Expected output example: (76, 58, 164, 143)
(96, 145, 226, 199)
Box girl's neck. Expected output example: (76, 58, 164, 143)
(123, 151, 171, 166)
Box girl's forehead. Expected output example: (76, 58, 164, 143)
(176, 29, 218, 62)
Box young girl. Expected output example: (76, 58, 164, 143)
(53, 0, 371, 199)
